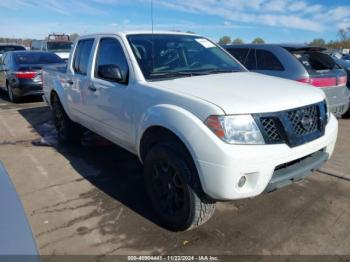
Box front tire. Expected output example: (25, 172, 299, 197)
(51, 94, 82, 144)
(144, 142, 216, 231)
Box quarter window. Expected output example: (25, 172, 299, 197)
(256, 49, 284, 71)
(73, 39, 94, 75)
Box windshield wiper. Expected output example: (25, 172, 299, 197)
(149, 69, 240, 80)
(201, 69, 240, 75)
(149, 71, 194, 79)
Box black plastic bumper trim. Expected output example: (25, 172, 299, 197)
(265, 150, 329, 193)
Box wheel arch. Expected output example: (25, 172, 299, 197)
(139, 125, 190, 163)
(136, 104, 215, 195)
(49, 87, 75, 121)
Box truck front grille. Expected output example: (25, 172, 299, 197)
(287, 104, 319, 136)
(260, 118, 283, 143)
(254, 101, 327, 148)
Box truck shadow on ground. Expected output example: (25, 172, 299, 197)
(18, 105, 162, 230)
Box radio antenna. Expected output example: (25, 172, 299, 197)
(151, 0, 154, 34)
(151, 0, 155, 72)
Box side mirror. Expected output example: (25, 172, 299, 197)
(97, 64, 127, 84)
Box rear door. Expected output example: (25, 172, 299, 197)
(67, 38, 95, 122)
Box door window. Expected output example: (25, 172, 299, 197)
(73, 39, 94, 75)
(244, 49, 257, 70)
(226, 48, 250, 65)
(256, 49, 284, 71)
(95, 38, 129, 83)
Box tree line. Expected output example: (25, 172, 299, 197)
(218, 28, 350, 50)
(218, 36, 265, 45)
(2, 28, 350, 50)
(309, 28, 350, 49)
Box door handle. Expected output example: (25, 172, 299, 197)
(66, 80, 74, 85)
(88, 85, 97, 92)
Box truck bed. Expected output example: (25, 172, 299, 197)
(43, 64, 67, 74)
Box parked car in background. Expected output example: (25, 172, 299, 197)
(0, 51, 65, 102)
(224, 44, 350, 117)
(332, 57, 350, 117)
(0, 161, 39, 259)
(43, 32, 337, 231)
(333, 57, 350, 87)
(0, 43, 26, 59)
(31, 33, 73, 61)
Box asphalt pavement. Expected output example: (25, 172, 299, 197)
(0, 92, 349, 260)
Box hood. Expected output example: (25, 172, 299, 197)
(150, 72, 325, 114)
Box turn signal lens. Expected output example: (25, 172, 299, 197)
(205, 116, 225, 139)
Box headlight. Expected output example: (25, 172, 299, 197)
(205, 115, 265, 145)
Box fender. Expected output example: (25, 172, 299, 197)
(136, 104, 223, 193)
(49, 78, 78, 123)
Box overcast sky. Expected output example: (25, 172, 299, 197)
(0, 0, 349, 43)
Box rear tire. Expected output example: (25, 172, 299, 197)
(7, 82, 19, 103)
(144, 141, 216, 231)
(51, 93, 82, 144)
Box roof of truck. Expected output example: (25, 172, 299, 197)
(223, 43, 327, 52)
(79, 31, 201, 38)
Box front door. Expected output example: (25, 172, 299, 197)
(85, 37, 133, 148)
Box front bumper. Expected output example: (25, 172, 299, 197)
(195, 114, 338, 200)
(265, 150, 328, 192)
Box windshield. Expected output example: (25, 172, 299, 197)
(14, 52, 65, 65)
(0, 45, 25, 54)
(127, 34, 244, 80)
(47, 42, 72, 52)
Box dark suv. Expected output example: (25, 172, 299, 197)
(224, 44, 350, 117)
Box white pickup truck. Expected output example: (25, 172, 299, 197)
(43, 32, 338, 231)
